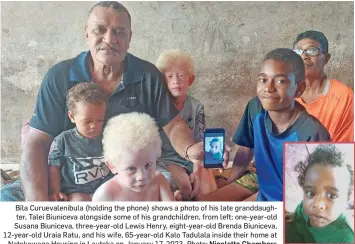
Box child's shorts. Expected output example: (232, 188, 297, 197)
(234, 171, 259, 193)
(156, 161, 180, 193)
(158, 156, 194, 174)
(214, 170, 259, 193)
(156, 157, 194, 194)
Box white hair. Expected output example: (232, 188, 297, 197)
(103, 112, 162, 165)
(156, 49, 195, 76)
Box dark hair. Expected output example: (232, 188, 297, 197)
(293, 30, 328, 53)
(263, 48, 305, 84)
(66, 83, 107, 114)
(88, 1, 131, 26)
(295, 144, 354, 199)
(210, 138, 220, 146)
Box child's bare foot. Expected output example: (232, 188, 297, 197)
(214, 175, 228, 188)
(174, 190, 182, 201)
(68, 193, 91, 201)
(49, 192, 68, 201)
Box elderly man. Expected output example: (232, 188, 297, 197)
(293, 30, 354, 142)
(1, 1, 228, 201)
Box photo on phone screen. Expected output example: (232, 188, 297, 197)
(204, 128, 225, 168)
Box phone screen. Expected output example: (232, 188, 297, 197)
(204, 129, 224, 168)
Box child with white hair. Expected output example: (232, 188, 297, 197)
(92, 112, 176, 201)
(156, 49, 217, 200)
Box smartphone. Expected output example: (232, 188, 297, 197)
(203, 128, 225, 168)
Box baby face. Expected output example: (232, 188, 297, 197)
(302, 164, 350, 228)
(115, 148, 157, 192)
(210, 142, 220, 154)
(163, 62, 192, 98)
(69, 101, 106, 139)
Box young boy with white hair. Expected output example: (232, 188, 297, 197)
(156, 49, 217, 200)
(92, 112, 176, 201)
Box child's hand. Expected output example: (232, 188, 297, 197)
(49, 192, 68, 201)
(189, 172, 200, 199)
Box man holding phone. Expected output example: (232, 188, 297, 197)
(1, 1, 230, 201)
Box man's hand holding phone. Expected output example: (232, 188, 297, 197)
(203, 128, 227, 169)
(186, 140, 230, 169)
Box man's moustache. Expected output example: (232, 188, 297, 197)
(97, 46, 119, 52)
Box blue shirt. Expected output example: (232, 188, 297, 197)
(233, 97, 330, 201)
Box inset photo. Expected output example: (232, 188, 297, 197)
(284, 143, 354, 243)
